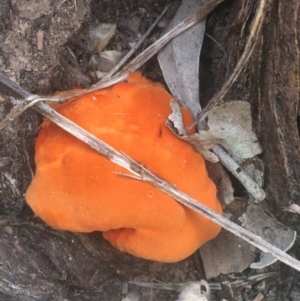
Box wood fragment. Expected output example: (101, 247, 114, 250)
(36, 30, 44, 50)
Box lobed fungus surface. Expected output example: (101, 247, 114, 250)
(26, 72, 222, 262)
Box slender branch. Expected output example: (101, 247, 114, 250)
(109, 0, 224, 84)
(101, 4, 171, 81)
(129, 271, 280, 291)
(33, 102, 300, 273)
(208, 0, 267, 201)
(31, 0, 226, 104)
(0, 0, 265, 202)
(197, 0, 268, 122)
(212, 145, 265, 200)
(0, 0, 295, 271)
(0, 0, 224, 129)
(1, 71, 300, 271)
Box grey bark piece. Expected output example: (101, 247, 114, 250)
(196, 101, 262, 163)
(240, 204, 297, 269)
(200, 229, 256, 279)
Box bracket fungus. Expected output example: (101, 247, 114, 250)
(26, 72, 222, 263)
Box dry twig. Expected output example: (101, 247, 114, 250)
(1, 72, 300, 272)
(101, 4, 171, 80)
(129, 271, 280, 292)
(212, 145, 265, 200)
(197, 0, 268, 122)
(0, 0, 223, 130)
(1, 0, 299, 272)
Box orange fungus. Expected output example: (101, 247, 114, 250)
(26, 72, 222, 262)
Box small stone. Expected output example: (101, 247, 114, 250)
(4, 226, 13, 235)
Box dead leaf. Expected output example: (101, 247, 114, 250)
(242, 158, 264, 190)
(166, 101, 218, 162)
(167, 100, 262, 165)
(194, 101, 262, 163)
(158, 0, 205, 119)
(200, 229, 256, 279)
(159, 1, 264, 276)
(240, 204, 296, 269)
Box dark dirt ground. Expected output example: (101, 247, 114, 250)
(0, 0, 300, 300)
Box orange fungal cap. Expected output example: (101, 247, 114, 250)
(26, 72, 222, 263)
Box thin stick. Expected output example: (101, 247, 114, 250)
(101, 4, 171, 81)
(0, 95, 54, 130)
(0, 0, 266, 203)
(0, 4, 266, 201)
(36, 0, 225, 103)
(197, 0, 268, 122)
(213, 145, 265, 200)
(0, 0, 224, 128)
(110, 0, 224, 85)
(129, 271, 280, 291)
(34, 102, 300, 273)
(1, 72, 300, 272)
(209, 0, 267, 200)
